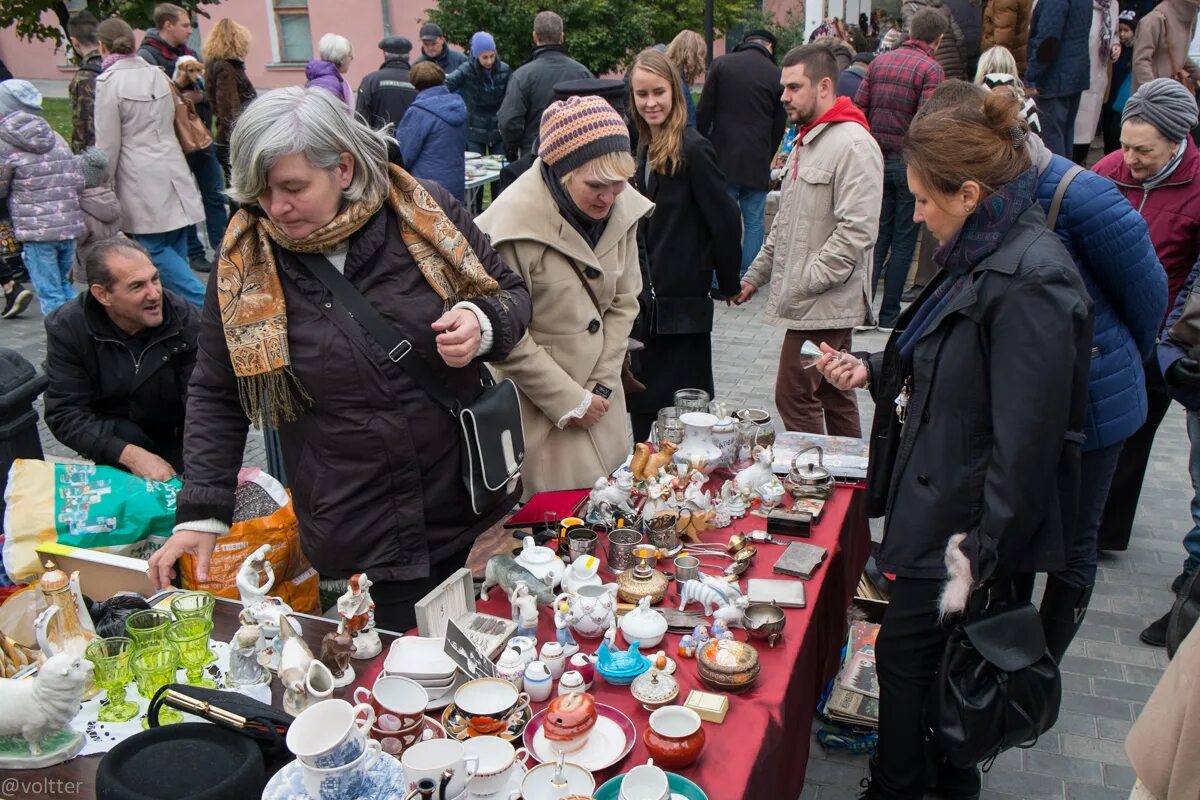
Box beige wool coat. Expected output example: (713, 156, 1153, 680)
(94, 56, 204, 236)
(477, 162, 652, 499)
(1126, 623, 1200, 800)
(743, 119, 883, 331)
(1131, 0, 1200, 93)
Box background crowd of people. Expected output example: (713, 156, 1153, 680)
(2, 2, 1200, 798)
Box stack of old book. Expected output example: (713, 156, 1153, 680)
(824, 620, 881, 728)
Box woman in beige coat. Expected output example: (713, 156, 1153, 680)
(94, 17, 206, 306)
(478, 96, 652, 498)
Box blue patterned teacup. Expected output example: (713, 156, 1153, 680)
(299, 739, 382, 799)
(287, 699, 377, 769)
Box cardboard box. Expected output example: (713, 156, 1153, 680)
(685, 689, 729, 724)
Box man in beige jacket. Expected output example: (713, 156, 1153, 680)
(735, 43, 883, 437)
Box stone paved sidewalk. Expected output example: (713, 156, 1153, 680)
(5, 287, 1188, 800)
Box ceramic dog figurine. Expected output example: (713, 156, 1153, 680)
(0, 652, 91, 765)
(481, 556, 557, 606)
(734, 445, 775, 494)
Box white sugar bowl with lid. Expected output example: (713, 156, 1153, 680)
(514, 536, 565, 590)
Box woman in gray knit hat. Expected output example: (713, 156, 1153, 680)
(1092, 77, 1200, 647)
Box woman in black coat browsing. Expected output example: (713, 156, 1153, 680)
(626, 48, 742, 439)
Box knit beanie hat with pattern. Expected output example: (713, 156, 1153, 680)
(538, 95, 631, 177)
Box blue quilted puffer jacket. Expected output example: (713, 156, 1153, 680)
(1037, 152, 1168, 450)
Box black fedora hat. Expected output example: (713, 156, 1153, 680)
(96, 723, 266, 799)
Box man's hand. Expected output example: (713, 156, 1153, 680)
(816, 342, 870, 390)
(731, 281, 757, 306)
(119, 444, 176, 482)
(568, 395, 610, 429)
(432, 307, 482, 368)
(147, 529, 218, 590)
(1110, 42, 1121, 62)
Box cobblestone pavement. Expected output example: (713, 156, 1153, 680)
(6, 287, 1189, 800)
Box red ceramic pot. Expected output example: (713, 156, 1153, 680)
(643, 706, 705, 769)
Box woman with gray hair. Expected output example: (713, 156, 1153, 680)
(1093, 77, 1200, 645)
(305, 33, 354, 105)
(147, 87, 531, 630)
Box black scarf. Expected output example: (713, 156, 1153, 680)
(540, 161, 609, 249)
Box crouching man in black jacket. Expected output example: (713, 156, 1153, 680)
(43, 238, 198, 481)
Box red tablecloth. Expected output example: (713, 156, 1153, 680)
(359, 485, 870, 800)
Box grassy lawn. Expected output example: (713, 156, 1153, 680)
(42, 97, 73, 141)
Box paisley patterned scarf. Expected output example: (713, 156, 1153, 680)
(217, 163, 504, 427)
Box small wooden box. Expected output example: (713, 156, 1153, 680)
(415, 569, 515, 659)
(685, 689, 730, 724)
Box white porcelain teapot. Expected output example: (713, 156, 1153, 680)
(514, 536, 566, 590)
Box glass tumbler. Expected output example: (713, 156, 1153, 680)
(85, 637, 139, 722)
(125, 609, 173, 650)
(167, 618, 216, 688)
(656, 406, 683, 447)
(673, 388, 711, 415)
(131, 645, 183, 728)
(170, 591, 215, 623)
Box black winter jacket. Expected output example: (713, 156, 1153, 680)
(696, 42, 787, 190)
(446, 58, 513, 150)
(863, 205, 1093, 583)
(356, 57, 418, 129)
(43, 290, 198, 470)
(177, 182, 532, 582)
(497, 45, 593, 161)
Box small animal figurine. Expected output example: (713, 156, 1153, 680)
(630, 443, 652, 481)
(678, 575, 744, 616)
(639, 442, 678, 481)
(278, 614, 313, 693)
(511, 582, 540, 639)
(676, 508, 717, 544)
(734, 445, 775, 494)
(319, 629, 356, 689)
(481, 556, 557, 606)
(228, 624, 270, 688)
(554, 600, 580, 656)
(0, 652, 91, 766)
(236, 544, 276, 608)
(712, 595, 751, 629)
(337, 573, 381, 660)
(589, 472, 636, 518)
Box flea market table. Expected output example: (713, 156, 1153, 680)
(4, 486, 869, 800)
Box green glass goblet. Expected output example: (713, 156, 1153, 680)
(131, 645, 183, 728)
(85, 637, 139, 723)
(167, 618, 216, 688)
(170, 591, 215, 623)
(125, 609, 173, 650)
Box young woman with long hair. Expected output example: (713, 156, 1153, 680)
(625, 49, 742, 439)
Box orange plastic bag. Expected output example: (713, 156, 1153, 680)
(179, 492, 319, 615)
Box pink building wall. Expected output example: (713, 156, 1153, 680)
(0, 0, 447, 91)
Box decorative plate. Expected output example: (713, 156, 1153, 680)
(262, 752, 406, 800)
(441, 700, 531, 742)
(524, 704, 636, 772)
(593, 772, 709, 800)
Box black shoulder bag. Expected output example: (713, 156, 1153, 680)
(926, 581, 1062, 770)
(294, 252, 524, 515)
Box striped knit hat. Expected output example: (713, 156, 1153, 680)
(538, 95, 630, 177)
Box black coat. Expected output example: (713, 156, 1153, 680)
(497, 46, 594, 161)
(177, 183, 532, 582)
(863, 205, 1093, 583)
(43, 290, 198, 470)
(446, 58, 513, 150)
(627, 129, 743, 416)
(355, 57, 418, 129)
(696, 42, 787, 190)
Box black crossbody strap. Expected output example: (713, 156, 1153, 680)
(293, 251, 468, 415)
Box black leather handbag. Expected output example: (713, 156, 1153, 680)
(926, 588, 1062, 769)
(295, 252, 524, 515)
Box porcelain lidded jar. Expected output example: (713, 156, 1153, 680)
(514, 536, 566, 590)
(542, 691, 598, 754)
(619, 596, 669, 649)
(674, 412, 724, 475)
(496, 647, 525, 690)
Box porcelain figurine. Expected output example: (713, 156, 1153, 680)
(562, 554, 603, 594)
(710, 619, 735, 642)
(678, 575, 744, 616)
(0, 652, 91, 768)
(595, 639, 650, 686)
(511, 582, 540, 639)
(480, 556, 557, 606)
(712, 596, 751, 630)
(675, 508, 717, 545)
(556, 584, 619, 639)
(236, 544, 276, 607)
(640, 475, 675, 520)
(514, 536, 566, 590)
(278, 614, 313, 697)
(228, 624, 270, 688)
(631, 442, 678, 482)
(716, 480, 749, 519)
(33, 562, 97, 659)
(285, 659, 335, 716)
(681, 471, 712, 513)
(496, 647, 525, 689)
(239, 597, 298, 672)
(678, 624, 711, 659)
(733, 445, 775, 494)
(588, 473, 636, 521)
(755, 477, 786, 509)
(619, 596, 669, 649)
(319, 629, 356, 689)
(338, 573, 382, 660)
(554, 600, 580, 656)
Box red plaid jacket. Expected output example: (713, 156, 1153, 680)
(853, 40, 944, 158)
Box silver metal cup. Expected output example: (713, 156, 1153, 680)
(606, 528, 643, 573)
